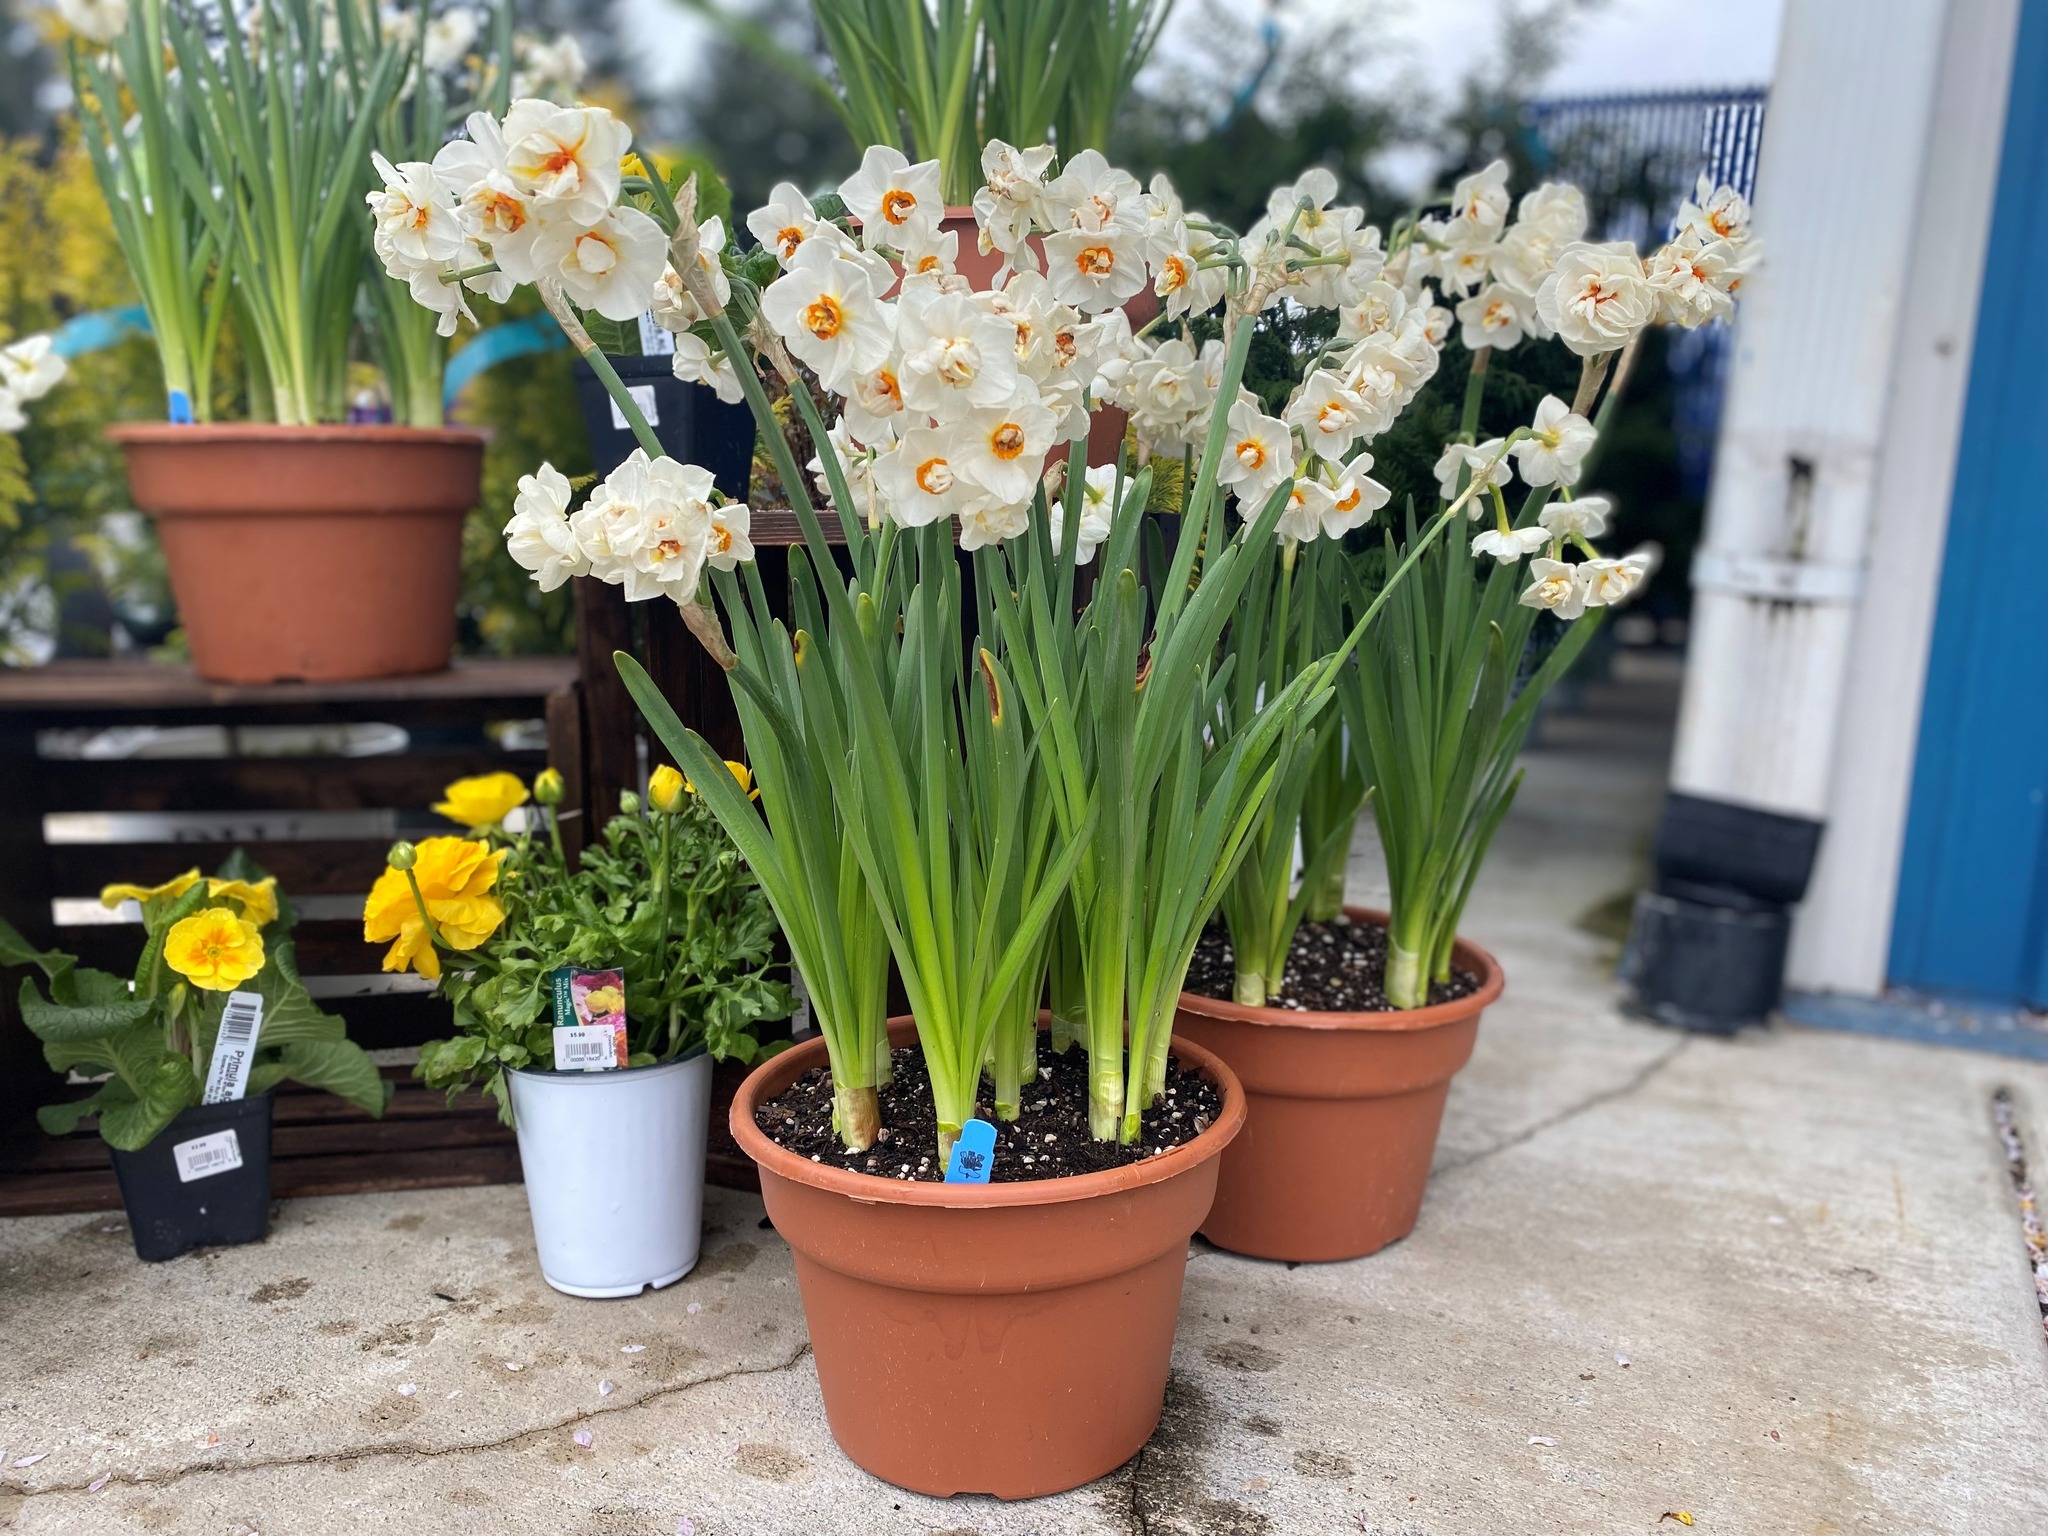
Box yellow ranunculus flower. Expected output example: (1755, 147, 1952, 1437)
(99, 869, 201, 909)
(206, 876, 279, 929)
(582, 985, 624, 1018)
(361, 836, 508, 981)
(647, 764, 687, 814)
(164, 907, 266, 992)
(680, 759, 760, 801)
(432, 771, 530, 829)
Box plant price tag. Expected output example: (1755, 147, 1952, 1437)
(549, 966, 628, 1071)
(553, 1026, 625, 1072)
(636, 311, 676, 356)
(201, 991, 265, 1104)
(608, 383, 660, 431)
(172, 1130, 243, 1183)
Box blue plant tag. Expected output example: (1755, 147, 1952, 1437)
(944, 1118, 997, 1184)
(167, 389, 194, 424)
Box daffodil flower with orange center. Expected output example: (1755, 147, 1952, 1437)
(956, 396, 1057, 504)
(164, 907, 266, 992)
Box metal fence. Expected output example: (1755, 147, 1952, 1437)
(1525, 86, 1770, 498)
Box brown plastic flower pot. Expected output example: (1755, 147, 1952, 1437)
(730, 1020, 1245, 1499)
(1173, 907, 1504, 1263)
(109, 423, 486, 684)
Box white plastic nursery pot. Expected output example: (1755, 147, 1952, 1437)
(506, 1051, 713, 1299)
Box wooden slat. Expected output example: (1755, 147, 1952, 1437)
(50, 839, 390, 898)
(36, 749, 545, 814)
(0, 657, 576, 727)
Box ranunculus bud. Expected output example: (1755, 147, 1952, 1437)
(532, 767, 565, 806)
(619, 790, 641, 816)
(386, 840, 417, 871)
(648, 764, 687, 814)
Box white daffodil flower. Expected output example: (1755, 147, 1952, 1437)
(1471, 525, 1550, 564)
(1285, 369, 1371, 458)
(972, 141, 1055, 270)
(954, 395, 1058, 505)
(1540, 494, 1612, 540)
(1154, 245, 1226, 320)
(570, 451, 716, 604)
(423, 6, 479, 71)
(1043, 221, 1148, 314)
(0, 391, 28, 433)
(1141, 173, 1188, 267)
(1645, 236, 1748, 328)
(650, 217, 733, 333)
(1044, 149, 1145, 235)
(511, 33, 587, 101)
(435, 115, 546, 283)
(0, 335, 68, 403)
(841, 358, 908, 444)
(1436, 235, 1498, 298)
(501, 99, 630, 227)
(1535, 241, 1655, 357)
(1328, 454, 1391, 532)
(1519, 557, 1586, 618)
(1048, 465, 1124, 565)
(1449, 159, 1512, 242)
(368, 153, 465, 276)
(957, 494, 1032, 552)
(1455, 283, 1529, 352)
(876, 424, 970, 529)
(840, 145, 943, 249)
(705, 501, 754, 571)
(1218, 399, 1294, 511)
(503, 464, 587, 592)
(1512, 395, 1598, 488)
(56, 0, 127, 45)
(747, 182, 825, 268)
(897, 290, 1022, 421)
(671, 334, 743, 404)
(1276, 477, 1340, 544)
(406, 260, 480, 337)
(1578, 549, 1656, 608)
(760, 237, 894, 393)
(1434, 439, 1513, 507)
(812, 419, 887, 516)
(1677, 175, 1752, 246)
(1515, 183, 1588, 243)
(535, 203, 668, 321)
(1336, 280, 1408, 343)
(898, 226, 963, 295)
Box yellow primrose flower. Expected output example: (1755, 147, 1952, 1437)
(164, 907, 266, 992)
(681, 760, 760, 801)
(99, 869, 200, 910)
(647, 764, 687, 814)
(206, 876, 279, 929)
(362, 836, 508, 981)
(433, 771, 530, 829)
(582, 985, 624, 1018)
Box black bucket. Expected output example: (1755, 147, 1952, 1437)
(109, 1095, 275, 1262)
(571, 352, 755, 496)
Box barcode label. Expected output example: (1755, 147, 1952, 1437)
(607, 383, 660, 431)
(202, 991, 265, 1104)
(172, 1129, 243, 1183)
(636, 312, 676, 355)
(553, 1024, 622, 1072)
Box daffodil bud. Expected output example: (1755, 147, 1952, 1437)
(533, 767, 566, 806)
(619, 790, 641, 816)
(386, 840, 417, 872)
(647, 764, 687, 815)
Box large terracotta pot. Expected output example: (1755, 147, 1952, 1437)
(731, 1020, 1246, 1499)
(1173, 907, 1504, 1263)
(110, 423, 485, 684)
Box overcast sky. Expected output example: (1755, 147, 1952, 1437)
(625, 0, 1787, 121)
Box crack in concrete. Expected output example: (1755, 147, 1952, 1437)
(13, 1342, 813, 1502)
(1433, 1037, 1690, 1177)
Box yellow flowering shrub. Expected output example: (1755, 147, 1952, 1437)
(362, 836, 509, 980)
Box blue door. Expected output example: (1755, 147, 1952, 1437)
(1891, 0, 2048, 1006)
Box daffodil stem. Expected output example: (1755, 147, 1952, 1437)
(1459, 346, 1491, 441)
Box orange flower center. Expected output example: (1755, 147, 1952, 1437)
(1235, 440, 1266, 470)
(882, 189, 919, 224)
(777, 226, 805, 259)
(1335, 488, 1361, 513)
(710, 526, 733, 553)
(1160, 254, 1189, 292)
(1317, 402, 1350, 431)
(477, 190, 526, 233)
(804, 295, 845, 340)
(540, 143, 582, 178)
(990, 424, 1026, 461)
(1076, 245, 1116, 277)
(915, 457, 953, 495)
(875, 369, 902, 405)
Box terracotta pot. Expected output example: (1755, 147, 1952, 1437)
(1172, 907, 1504, 1263)
(731, 1020, 1245, 1499)
(109, 423, 485, 684)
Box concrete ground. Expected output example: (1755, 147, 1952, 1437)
(4, 652, 2046, 1536)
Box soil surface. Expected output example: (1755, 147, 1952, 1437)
(755, 1040, 1223, 1183)
(1183, 912, 1481, 1012)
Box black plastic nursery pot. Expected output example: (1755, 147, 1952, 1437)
(108, 1095, 275, 1262)
(572, 352, 756, 492)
